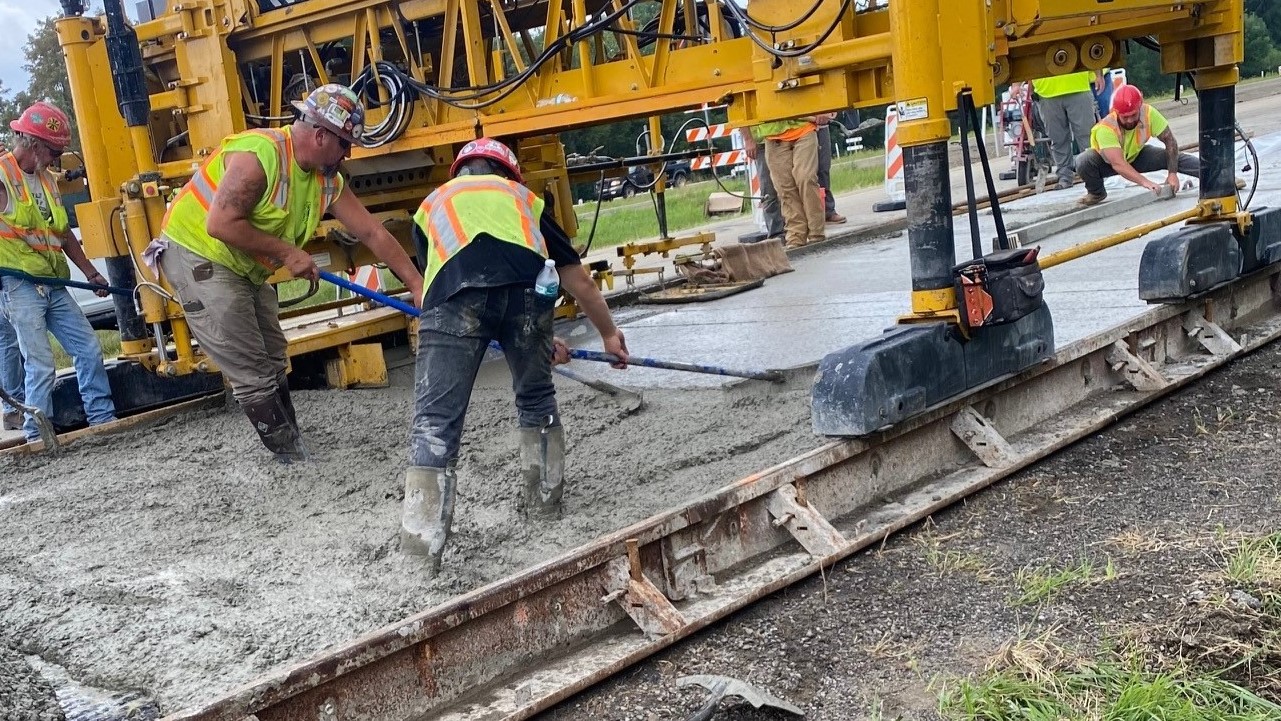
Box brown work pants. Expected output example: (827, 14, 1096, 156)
(159, 241, 288, 404)
(765, 131, 825, 247)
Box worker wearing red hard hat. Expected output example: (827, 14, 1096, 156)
(0, 100, 118, 443)
(1074, 84, 1201, 206)
(400, 136, 629, 576)
(156, 84, 424, 462)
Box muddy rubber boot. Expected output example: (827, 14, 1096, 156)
(242, 394, 310, 463)
(276, 381, 299, 429)
(520, 426, 565, 519)
(400, 466, 456, 576)
(2, 410, 21, 431)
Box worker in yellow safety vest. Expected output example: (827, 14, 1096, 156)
(155, 84, 424, 462)
(400, 137, 629, 576)
(0, 101, 117, 442)
(1074, 84, 1201, 206)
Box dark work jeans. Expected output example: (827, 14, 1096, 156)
(1074, 145, 1201, 196)
(409, 285, 557, 469)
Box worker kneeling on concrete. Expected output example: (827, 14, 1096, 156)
(401, 137, 629, 574)
(1074, 85, 1199, 206)
(156, 85, 424, 462)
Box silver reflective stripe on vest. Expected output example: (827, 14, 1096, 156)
(426, 178, 547, 257)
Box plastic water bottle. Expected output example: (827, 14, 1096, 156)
(534, 259, 560, 299)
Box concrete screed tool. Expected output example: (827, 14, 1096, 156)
(319, 271, 787, 383)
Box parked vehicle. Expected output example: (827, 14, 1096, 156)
(595, 160, 692, 200)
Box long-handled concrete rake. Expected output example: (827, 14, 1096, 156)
(0, 386, 59, 452)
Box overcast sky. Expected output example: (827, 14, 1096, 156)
(0, 0, 66, 94)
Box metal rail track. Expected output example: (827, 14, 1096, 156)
(168, 266, 1281, 721)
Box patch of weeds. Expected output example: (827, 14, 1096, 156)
(1010, 557, 1118, 607)
(940, 630, 1281, 721)
(1192, 405, 1237, 436)
(912, 525, 994, 580)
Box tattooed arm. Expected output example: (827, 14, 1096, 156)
(205, 151, 319, 280)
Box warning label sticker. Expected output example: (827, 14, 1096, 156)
(897, 98, 929, 121)
(311, 252, 332, 268)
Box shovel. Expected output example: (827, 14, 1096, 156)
(0, 386, 59, 452)
(552, 366, 643, 413)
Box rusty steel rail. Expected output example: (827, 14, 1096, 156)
(166, 267, 1281, 721)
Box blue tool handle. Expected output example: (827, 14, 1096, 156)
(568, 349, 783, 382)
(319, 272, 781, 382)
(0, 268, 132, 297)
(319, 271, 421, 317)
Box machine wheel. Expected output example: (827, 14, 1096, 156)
(622, 185, 636, 198)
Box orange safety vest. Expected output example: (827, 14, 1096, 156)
(413, 175, 549, 299)
(1091, 106, 1155, 163)
(0, 152, 70, 279)
(162, 127, 341, 284)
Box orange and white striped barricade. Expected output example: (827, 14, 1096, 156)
(872, 107, 906, 212)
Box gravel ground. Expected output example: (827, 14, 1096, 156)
(543, 340, 1281, 721)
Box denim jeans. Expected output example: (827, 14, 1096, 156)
(409, 285, 557, 468)
(0, 309, 23, 414)
(0, 278, 117, 439)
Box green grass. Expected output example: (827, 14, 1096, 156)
(575, 155, 884, 250)
(1010, 557, 1118, 607)
(52, 330, 121, 369)
(943, 655, 1281, 721)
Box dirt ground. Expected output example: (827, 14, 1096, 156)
(0, 365, 818, 716)
(543, 340, 1281, 721)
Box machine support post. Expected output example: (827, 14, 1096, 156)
(888, 0, 956, 316)
(905, 142, 956, 296)
(1197, 82, 1236, 202)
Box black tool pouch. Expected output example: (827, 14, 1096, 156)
(953, 247, 1045, 328)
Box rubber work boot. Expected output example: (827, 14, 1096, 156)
(276, 380, 299, 429)
(242, 394, 310, 463)
(400, 465, 456, 576)
(2, 410, 21, 431)
(520, 426, 565, 519)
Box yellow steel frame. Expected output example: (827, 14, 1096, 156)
(57, 0, 1244, 376)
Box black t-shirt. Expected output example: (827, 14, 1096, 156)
(416, 211, 582, 309)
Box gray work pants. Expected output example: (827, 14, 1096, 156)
(159, 241, 288, 404)
(1039, 92, 1098, 182)
(1074, 146, 1201, 196)
(754, 155, 785, 238)
(410, 285, 557, 469)
(816, 125, 835, 216)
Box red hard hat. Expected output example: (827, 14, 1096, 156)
(1111, 84, 1144, 116)
(450, 137, 522, 183)
(10, 101, 72, 151)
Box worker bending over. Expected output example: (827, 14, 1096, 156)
(401, 137, 629, 575)
(1074, 85, 1199, 206)
(0, 101, 117, 442)
(156, 84, 423, 462)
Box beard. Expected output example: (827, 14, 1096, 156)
(1118, 119, 1140, 130)
(321, 161, 344, 178)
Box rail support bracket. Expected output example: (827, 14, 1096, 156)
(1106, 340, 1170, 392)
(1184, 312, 1242, 357)
(766, 484, 845, 558)
(605, 556, 685, 639)
(950, 407, 1016, 468)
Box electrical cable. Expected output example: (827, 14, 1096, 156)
(721, 0, 853, 58)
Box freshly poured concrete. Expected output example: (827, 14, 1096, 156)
(1, 101, 1279, 718)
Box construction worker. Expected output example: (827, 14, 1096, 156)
(156, 84, 424, 461)
(400, 137, 629, 575)
(0, 101, 117, 442)
(814, 113, 846, 225)
(1029, 70, 1102, 190)
(755, 116, 825, 250)
(1074, 84, 1200, 206)
(1, 313, 25, 430)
